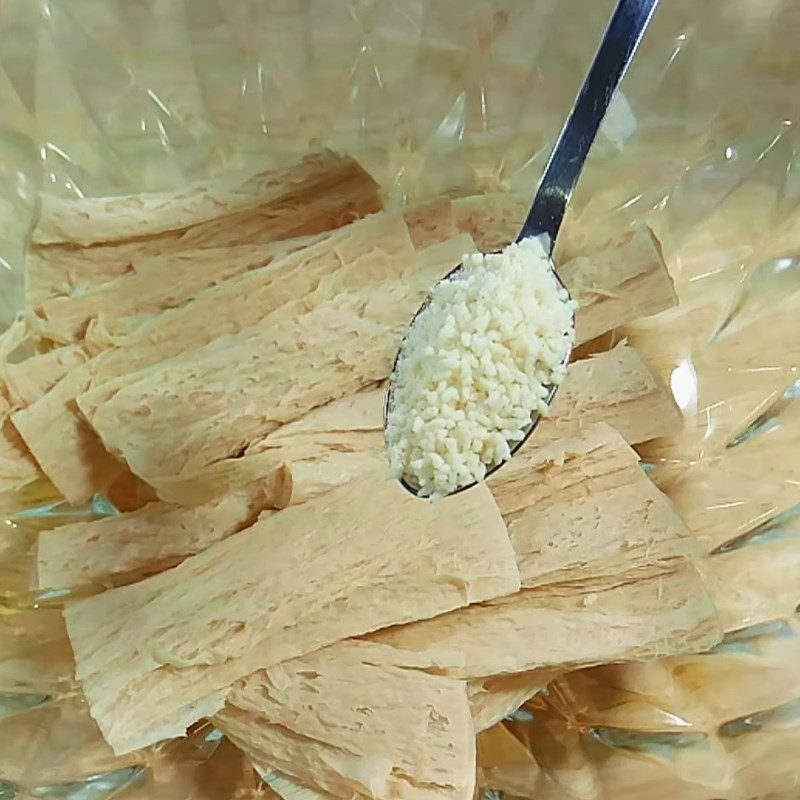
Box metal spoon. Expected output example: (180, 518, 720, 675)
(386, 0, 660, 497)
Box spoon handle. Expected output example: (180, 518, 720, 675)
(518, 0, 659, 250)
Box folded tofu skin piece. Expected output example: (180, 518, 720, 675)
(64, 475, 519, 755)
(215, 641, 477, 800)
(34, 483, 277, 591)
(27, 151, 382, 304)
(11, 219, 465, 505)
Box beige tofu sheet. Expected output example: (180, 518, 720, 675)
(215, 641, 478, 800)
(64, 477, 519, 754)
(36, 391, 680, 595)
(35, 482, 279, 591)
(11, 214, 423, 503)
(27, 151, 383, 304)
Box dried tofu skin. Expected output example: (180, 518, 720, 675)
(155, 425, 717, 779)
(360, 425, 718, 678)
(2, 345, 88, 407)
(507, 475, 695, 590)
(487, 422, 643, 517)
(452, 194, 528, 253)
(27, 152, 382, 303)
(559, 226, 677, 344)
(402, 197, 459, 247)
(540, 343, 682, 445)
(75, 234, 470, 488)
(148, 342, 678, 508)
(370, 564, 720, 680)
(75, 212, 417, 369)
(0, 419, 39, 495)
(9, 204, 677, 504)
(488, 424, 699, 589)
(36, 235, 318, 345)
(7, 153, 386, 499)
(34, 152, 376, 246)
(84, 386, 385, 506)
(64, 476, 518, 754)
(0, 328, 45, 493)
(264, 346, 679, 497)
(82, 318, 674, 504)
(213, 645, 542, 798)
(211, 424, 713, 800)
(10, 176, 713, 800)
(45, 422, 708, 760)
(35, 482, 280, 591)
(10, 215, 428, 503)
(79, 297, 398, 481)
(0, 342, 90, 495)
(215, 641, 476, 800)
(11, 366, 153, 508)
(39, 198, 457, 347)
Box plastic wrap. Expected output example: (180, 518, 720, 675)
(1, 1, 799, 798)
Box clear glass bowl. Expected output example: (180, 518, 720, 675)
(1, 1, 799, 798)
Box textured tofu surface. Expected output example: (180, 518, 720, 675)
(64, 476, 518, 754)
(216, 641, 477, 800)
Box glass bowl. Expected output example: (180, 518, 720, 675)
(1, 2, 799, 799)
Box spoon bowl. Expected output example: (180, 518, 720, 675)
(384, 249, 572, 498)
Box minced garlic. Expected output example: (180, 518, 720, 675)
(386, 237, 577, 497)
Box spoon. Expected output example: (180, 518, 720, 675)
(386, 0, 660, 497)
